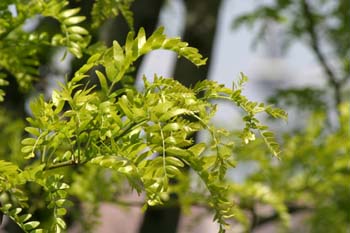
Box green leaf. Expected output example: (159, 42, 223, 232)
(56, 217, 66, 229)
(68, 33, 84, 41)
(137, 27, 146, 49)
(31, 229, 45, 233)
(188, 143, 206, 156)
(59, 8, 80, 18)
(21, 138, 37, 145)
(21, 146, 33, 153)
(165, 165, 181, 177)
(23, 221, 40, 231)
(118, 95, 133, 119)
(95, 70, 108, 93)
(63, 16, 85, 25)
(162, 123, 181, 132)
(118, 165, 134, 174)
(105, 62, 118, 82)
(18, 214, 32, 223)
(165, 156, 184, 167)
(24, 152, 35, 160)
(55, 199, 70, 208)
(166, 147, 190, 157)
(56, 208, 67, 216)
(112, 40, 125, 68)
(159, 109, 192, 121)
(66, 26, 89, 35)
(10, 208, 22, 216)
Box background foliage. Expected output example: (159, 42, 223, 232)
(0, 0, 349, 233)
(0, 1, 287, 233)
(232, 0, 350, 232)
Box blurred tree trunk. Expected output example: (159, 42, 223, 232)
(174, 0, 222, 86)
(139, 1, 222, 233)
(101, 0, 165, 77)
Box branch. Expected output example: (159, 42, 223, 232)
(45, 160, 79, 170)
(43, 118, 147, 171)
(112, 198, 211, 210)
(301, 0, 342, 105)
(250, 204, 312, 230)
(115, 118, 147, 140)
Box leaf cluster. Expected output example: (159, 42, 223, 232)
(233, 103, 350, 232)
(0, 2, 288, 233)
(0, 0, 89, 95)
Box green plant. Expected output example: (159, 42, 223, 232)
(0, 1, 288, 233)
(232, 103, 350, 232)
(231, 1, 350, 231)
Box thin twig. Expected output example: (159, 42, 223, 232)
(250, 204, 312, 230)
(301, 0, 342, 106)
(45, 160, 78, 170)
(113, 199, 211, 210)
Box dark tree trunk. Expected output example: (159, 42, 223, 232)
(174, 0, 222, 86)
(139, 203, 181, 233)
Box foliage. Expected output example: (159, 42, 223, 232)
(233, 0, 350, 106)
(0, 0, 90, 94)
(232, 1, 350, 231)
(233, 103, 350, 232)
(267, 87, 327, 112)
(233, 0, 350, 61)
(91, 0, 134, 30)
(0, 1, 288, 233)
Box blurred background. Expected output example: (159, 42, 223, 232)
(1, 0, 349, 232)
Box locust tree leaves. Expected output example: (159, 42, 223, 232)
(17, 27, 287, 232)
(0, 2, 287, 230)
(0, 203, 42, 233)
(0, 0, 90, 100)
(91, 0, 134, 30)
(194, 73, 287, 157)
(0, 160, 45, 233)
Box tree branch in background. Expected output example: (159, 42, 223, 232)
(251, 204, 312, 231)
(301, 0, 342, 106)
